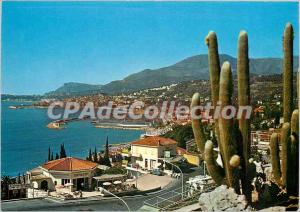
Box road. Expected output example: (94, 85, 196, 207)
(2, 178, 181, 211)
(2, 169, 202, 211)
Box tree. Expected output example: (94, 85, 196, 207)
(48, 147, 51, 161)
(51, 152, 54, 161)
(1, 176, 15, 200)
(93, 147, 98, 163)
(105, 136, 109, 157)
(101, 136, 111, 167)
(104, 166, 126, 175)
(60, 144, 67, 158)
(87, 148, 92, 161)
(55, 153, 59, 160)
(163, 124, 195, 148)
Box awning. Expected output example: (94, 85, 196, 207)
(30, 174, 51, 181)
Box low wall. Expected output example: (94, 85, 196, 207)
(103, 186, 161, 197)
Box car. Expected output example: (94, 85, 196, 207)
(151, 169, 164, 176)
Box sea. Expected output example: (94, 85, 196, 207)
(1, 101, 144, 177)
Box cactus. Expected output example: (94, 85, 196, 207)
(191, 31, 253, 200)
(269, 23, 299, 196)
(237, 31, 252, 202)
(205, 32, 223, 160)
(283, 23, 294, 122)
(270, 110, 299, 196)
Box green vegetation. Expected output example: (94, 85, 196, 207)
(87, 148, 92, 161)
(102, 136, 112, 167)
(45, 82, 103, 97)
(1, 176, 16, 200)
(92, 147, 97, 163)
(59, 144, 67, 158)
(46, 144, 67, 161)
(104, 166, 126, 175)
(163, 124, 194, 148)
(191, 31, 255, 202)
(270, 23, 299, 197)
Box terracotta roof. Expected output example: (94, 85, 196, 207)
(42, 157, 98, 171)
(131, 136, 177, 147)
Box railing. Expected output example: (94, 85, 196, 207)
(143, 186, 188, 210)
(143, 183, 216, 211)
(27, 188, 48, 198)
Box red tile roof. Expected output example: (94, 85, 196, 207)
(42, 157, 98, 171)
(131, 136, 177, 147)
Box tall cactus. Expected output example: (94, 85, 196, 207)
(205, 32, 223, 161)
(283, 23, 293, 122)
(270, 110, 299, 196)
(237, 31, 252, 202)
(270, 23, 299, 196)
(191, 31, 253, 200)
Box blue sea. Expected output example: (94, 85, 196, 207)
(1, 101, 143, 177)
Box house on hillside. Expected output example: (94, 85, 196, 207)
(130, 136, 177, 170)
(27, 157, 99, 191)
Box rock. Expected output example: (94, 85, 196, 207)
(198, 185, 249, 211)
(258, 206, 285, 211)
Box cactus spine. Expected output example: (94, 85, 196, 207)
(270, 23, 299, 196)
(191, 31, 252, 200)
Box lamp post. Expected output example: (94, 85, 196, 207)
(99, 187, 130, 211)
(161, 159, 184, 199)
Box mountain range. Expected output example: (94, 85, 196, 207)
(45, 54, 299, 96)
(45, 82, 103, 96)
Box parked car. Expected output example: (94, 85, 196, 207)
(151, 169, 164, 176)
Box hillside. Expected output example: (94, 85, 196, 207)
(100, 54, 298, 94)
(45, 54, 299, 96)
(45, 82, 103, 97)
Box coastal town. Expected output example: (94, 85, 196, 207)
(2, 64, 299, 211)
(2, 1, 299, 211)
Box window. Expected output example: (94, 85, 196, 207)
(54, 181, 57, 186)
(61, 179, 70, 185)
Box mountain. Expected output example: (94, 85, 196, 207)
(45, 82, 103, 97)
(44, 54, 299, 96)
(100, 54, 298, 94)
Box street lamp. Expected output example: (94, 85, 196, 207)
(203, 161, 206, 176)
(161, 159, 184, 199)
(99, 187, 131, 211)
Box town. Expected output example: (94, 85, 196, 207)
(1, 1, 299, 211)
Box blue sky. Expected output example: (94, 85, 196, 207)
(2, 1, 299, 95)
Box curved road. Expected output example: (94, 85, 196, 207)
(2, 178, 183, 211)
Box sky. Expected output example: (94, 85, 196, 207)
(2, 1, 299, 95)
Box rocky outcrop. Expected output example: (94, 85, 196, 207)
(198, 185, 249, 211)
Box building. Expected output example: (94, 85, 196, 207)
(177, 147, 201, 166)
(130, 136, 177, 170)
(27, 157, 99, 191)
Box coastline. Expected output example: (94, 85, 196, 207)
(94, 125, 148, 130)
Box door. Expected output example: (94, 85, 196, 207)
(76, 178, 84, 191)
(40, 180, 48, 191)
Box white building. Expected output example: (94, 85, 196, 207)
(130, 136, 177, 170)
(27, 157, 99, 191)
